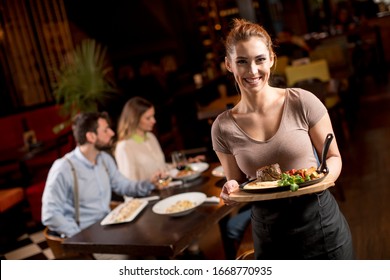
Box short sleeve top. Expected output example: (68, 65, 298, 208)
(211, 88, 327, 179)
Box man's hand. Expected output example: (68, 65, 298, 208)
(150, 171, 171, 190)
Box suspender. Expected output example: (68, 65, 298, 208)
(101, 159, 109, 174)
(65, 156, 109, 227)
(65, 157, 80, 226)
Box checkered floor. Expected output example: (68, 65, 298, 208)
(0, 224, 54, 260)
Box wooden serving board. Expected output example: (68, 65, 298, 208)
(229, 178, 335, 202)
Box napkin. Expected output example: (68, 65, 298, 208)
(167, 181, 183, 188)
(125, 195, 160, 202)
(204, 196, 220, 204)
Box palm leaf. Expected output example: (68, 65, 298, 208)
(53, 39, 117, 119)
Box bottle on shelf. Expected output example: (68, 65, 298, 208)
(21, 118, 37, 150)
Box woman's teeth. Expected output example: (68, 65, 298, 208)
(245, 77, 260, 84)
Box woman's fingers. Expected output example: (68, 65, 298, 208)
(220, 180, 239, 206)
(223, 180, 239, 194)
(220, 191, 239, 206)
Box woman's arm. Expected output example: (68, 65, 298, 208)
(215, 151, 247, 205)
(309, 113, 342, 182)
(216, 151, 247, 182)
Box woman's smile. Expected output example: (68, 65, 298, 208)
(243, 76, 262, 85)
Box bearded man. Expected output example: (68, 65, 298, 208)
(42, 112, 160, 239)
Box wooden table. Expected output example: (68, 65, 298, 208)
(62, 163, 236, 259)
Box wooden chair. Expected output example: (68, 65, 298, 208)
(285, 59, 340, 109)
(43, 227, 94, 259)
(236, 249, 255, 260)
(285, 59, 344, 111)
(285, 59, 330, 87)
(233, 220, 254, 259)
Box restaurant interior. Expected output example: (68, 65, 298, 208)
(1, 0, 390, 260)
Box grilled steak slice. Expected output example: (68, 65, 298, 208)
(256, 163, 282, 181)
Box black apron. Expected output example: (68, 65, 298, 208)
(251, 189, 354, 259)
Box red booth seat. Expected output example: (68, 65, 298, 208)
(0, 105, 74, 185)
(26, 182, 45, 223)
(0, 105, 72, 152)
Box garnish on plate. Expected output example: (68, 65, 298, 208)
(278, 167, 324, 191)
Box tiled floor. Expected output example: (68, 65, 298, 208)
(1, 225, 54, 260)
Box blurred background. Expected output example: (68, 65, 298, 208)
(1, 0, 389, 153)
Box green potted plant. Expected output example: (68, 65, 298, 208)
(52, 39, 117, 133)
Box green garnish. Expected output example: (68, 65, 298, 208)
(278, 173, 306, 192)
(184, 165, 193, 171)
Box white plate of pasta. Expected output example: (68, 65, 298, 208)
(152, 192, 207, 217)
(101, 198, 148, 225)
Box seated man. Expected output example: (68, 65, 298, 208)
(42, 112, 161, 239)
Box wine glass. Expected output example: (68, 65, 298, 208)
(157, 164, 172, 188)
(171, 151, 188, 171)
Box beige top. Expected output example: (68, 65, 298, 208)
(114, 132, 166, 181)
(211, 88, 327, 178)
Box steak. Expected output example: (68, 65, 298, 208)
(256, 163, 282, 181)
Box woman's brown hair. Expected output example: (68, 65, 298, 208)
(225, 18, 275, 61)
(117, 97, 153, 141)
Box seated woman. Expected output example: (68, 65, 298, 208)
(115, 96, 205, 257)
(115, 97, 166, 182)
(115, 96, 204, 182)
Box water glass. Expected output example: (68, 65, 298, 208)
(171, 151, 188, 170)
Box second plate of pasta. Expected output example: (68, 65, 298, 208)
(152, 192, 206, 217)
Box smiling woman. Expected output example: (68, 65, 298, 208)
(212, 18, 354, 260)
